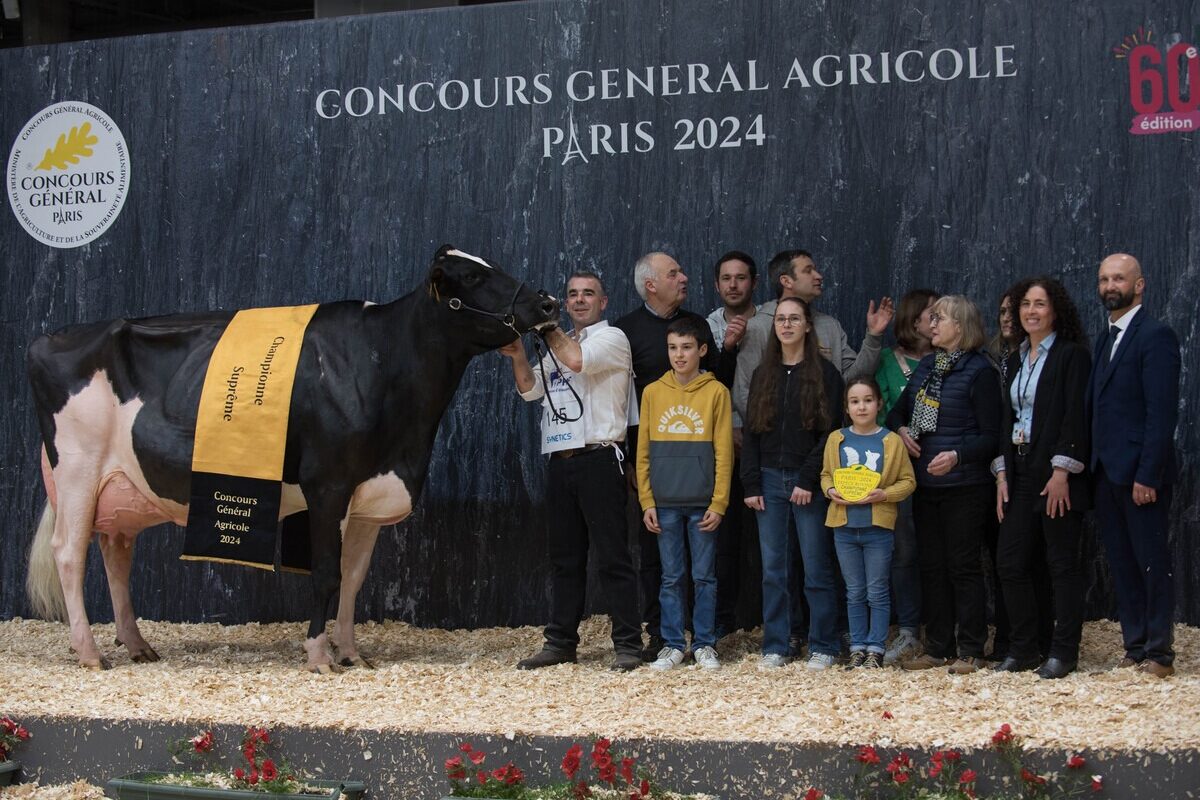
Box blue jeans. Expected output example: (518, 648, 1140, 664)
(755, 468, 839, 657)
(656, 506, 718, 651)
(890, 496, 921, 630)
(835, 526, 894, 654)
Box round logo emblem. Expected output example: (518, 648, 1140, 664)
(7, 101, 130, 249)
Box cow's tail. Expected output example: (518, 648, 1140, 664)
(27, 501, 67, 622)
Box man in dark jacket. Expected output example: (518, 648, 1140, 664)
(1087, 253, 1181, 678)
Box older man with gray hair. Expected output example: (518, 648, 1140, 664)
(616, 251, 729, 660)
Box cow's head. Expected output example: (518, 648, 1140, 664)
(427, 245, 558, 351)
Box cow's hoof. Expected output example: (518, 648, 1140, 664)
(81, 656, 112, 670)
(308, 662, 343, 675)
(131, 647, 161, 663)
(338, 655, 375, 669)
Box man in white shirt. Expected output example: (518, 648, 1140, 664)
(499, 270, 642, 671)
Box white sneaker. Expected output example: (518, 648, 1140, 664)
(884, 628, 922, 666)
(806, 652, 837, 671)
(759, 653, 789, 669)
(649, 647, 685, 671)
(693, 646, 720, 670)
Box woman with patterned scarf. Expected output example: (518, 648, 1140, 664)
(886, 295, 1002, 675)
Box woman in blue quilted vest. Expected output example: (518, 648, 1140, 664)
(887, 295, 1002, 674)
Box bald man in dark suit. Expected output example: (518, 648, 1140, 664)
(1086, 253, 1181, 678)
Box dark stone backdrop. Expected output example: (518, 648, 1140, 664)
(0, 0, 1196, 627)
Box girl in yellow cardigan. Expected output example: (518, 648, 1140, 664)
(821, 377, 916, 668)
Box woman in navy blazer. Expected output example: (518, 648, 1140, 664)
(993, 277, 1091, 679)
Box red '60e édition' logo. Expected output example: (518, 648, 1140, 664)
(1118, 26, 1199, 135)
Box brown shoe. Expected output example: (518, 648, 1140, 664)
(1116, 657, 1141, 669)
(948, 657, 983, 675)
(902, 654, 947, 671)
(1136, 660, 1175, 678)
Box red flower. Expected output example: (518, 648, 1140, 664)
(1021, 768, 1047, 785)
(621, 756, 636, 784)
(491, 766, 509, 782)
(1092, 776, 1104, 792)
(929, 762, 942, 778)
(1067, 754, 1086, 770)
(233, 768, 246, 781)
(562, 744, 583, 779)
(944, 750, 962, 762)
(855, 745, 880, 765)
(960, 769, 977, 784)
(573, 780, 593, 799)
(882, 711, 894, 719)
(261, 760, 278, 782)
(640, 778, 650, 796)
(886, 753, 912, 774)
(468, 748, 486, 766)
(247, 767, 259, 786)
(190, 731, 213, 754)
(476, 770, 486, 785)
(992, 723, 1014, 746)
(893, 772, 910, 785)
(804, 789, 824, 800)
(460, 742, 473, 753)
(506, 765, 524, 785)
(445, 756, 466, 781)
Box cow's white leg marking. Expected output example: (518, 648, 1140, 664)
(97, 532, 159, 663)
(302, 632, 339, 674)
(47, 370, 177, 668)
(332, 520, 381, 668)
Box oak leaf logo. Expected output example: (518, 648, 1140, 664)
(35, 122, 99, 171)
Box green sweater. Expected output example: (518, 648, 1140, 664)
(875, 347, 921, 424)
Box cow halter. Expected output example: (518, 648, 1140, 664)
(532, 332, 584, 424)
(437, 282, 528, 333)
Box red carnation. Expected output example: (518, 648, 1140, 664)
(640, 779, 650, 796)
(247, 768, 259, 786)
(445, 756, 466, 781)
(1092, 775, 1103, 792)
(804, 790, 823, 800)
(929, 762, 943, 778)
(190, 731, 213, 754)
(1067, 754, 1086, 769)
(468, 748, 486, 766)
(506, 765, 524, 785)
(855, 745, 880, 765)
(459, 742, 473, 753)
(261, 760, 278, 781)
(476, 770, 486, 785)
(1021, 768, 1047, 785)
(233, 768, 246, 781)
(960, 769, 977, 784)
(893, 772, 910, 785)
(621, 756, 636, 784)
(562, 744, 583, 779)
(992, 723, 1014, 746)
(944, 750, 961, 762)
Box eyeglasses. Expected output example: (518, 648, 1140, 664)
(929, 313, 954, 326)
(775, 315, 806, 327)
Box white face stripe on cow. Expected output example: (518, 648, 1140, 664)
(447, 248, 494, 270)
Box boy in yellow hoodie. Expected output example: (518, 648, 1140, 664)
(637, 316, 733, 670)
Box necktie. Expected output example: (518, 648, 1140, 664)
(1104, 324, 1120, 366)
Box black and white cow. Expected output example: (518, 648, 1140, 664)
(25, 245, 557, 671)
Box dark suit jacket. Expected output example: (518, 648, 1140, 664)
(999, 336, 1092, 511)
(1086, 308, 1180, 488)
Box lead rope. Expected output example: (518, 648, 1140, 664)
(532, 333, 584, 424)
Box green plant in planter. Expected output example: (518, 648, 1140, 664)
(0, 715, 31, 786)
(443, 738, 716, 800)
(105, 726, 365, 799)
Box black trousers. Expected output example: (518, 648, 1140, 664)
(914, 483, 991, 659)
(714, 460, 745, 635)
(544, 447, 642, 655)
(1095, 467, 1175, 666)
(996, 462, 1084, 662)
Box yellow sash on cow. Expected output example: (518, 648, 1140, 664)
(182, 304, 318, 570)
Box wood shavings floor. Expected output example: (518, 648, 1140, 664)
(1, 616, 1197, 769)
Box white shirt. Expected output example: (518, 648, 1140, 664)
(1109, 304, 1141, 359)
(519, 320, 632, 445)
